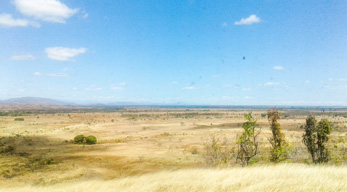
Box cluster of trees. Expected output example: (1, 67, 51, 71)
(235, 109, 332, 166)
(206, 109, 334, 166)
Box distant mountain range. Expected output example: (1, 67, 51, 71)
(0, 97, 142, 107)
(0, 97, 75, 106)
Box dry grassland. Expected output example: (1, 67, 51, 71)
(0, 109, 346, 191)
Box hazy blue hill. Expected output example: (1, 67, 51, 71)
(0, 97, 74, 106)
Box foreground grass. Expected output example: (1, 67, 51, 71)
(2, 164, 347, 192)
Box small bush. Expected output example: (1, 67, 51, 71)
(1, 145, 15, 153)
(85, 135, 97, 145)
(191, 148, 199, 155)
(204, 136, 234, 166)
(14, 118, 24, 121)
(236, 113, 260, 166)
(74, 135, 85, 144)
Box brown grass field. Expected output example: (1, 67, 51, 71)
(1, 108, 346, 191)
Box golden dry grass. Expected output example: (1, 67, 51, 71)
(2, 164, 347, 192)
(1, 109, 346, 190)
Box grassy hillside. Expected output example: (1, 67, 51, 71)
(1, 164, 347, 192)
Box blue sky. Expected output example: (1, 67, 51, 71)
(1, 0, 346, 105)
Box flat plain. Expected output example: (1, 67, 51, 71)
(1, 108, 346, 191)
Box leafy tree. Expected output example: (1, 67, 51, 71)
(303, 116, 317, 162)
(316, 119, 332, 163)
(236, 113, 260, 166)
(302, 116, 332, 163)
(267, 108, 288, 162)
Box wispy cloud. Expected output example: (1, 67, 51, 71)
(13, 0, 78, 23)
(305, 80, 310, 83)
(0, 13, 39, 27)
(33, 72, 42, 76)
(273, 66, 284, 70)
(222, 22, 228, 27)
(242, 88, 251, 91)
(110, 82, 126, 91)
(328, 78, 347, 82)
(33, 72, 68, 77)
(324, 85, 347, 90)
(234, 14, 261, 25)
(110, 86, 124, 91)
(10, 54, 36, 60)
(172, 81, 179, 84)
(244, 96, 253, 99)
(183, 86, 195, 90)
(45, 47, 87, 61)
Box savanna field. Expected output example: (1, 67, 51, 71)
(1, 108, 347, 191)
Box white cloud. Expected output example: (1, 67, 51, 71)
(242, 88, 251, 91)
(212, 74, 221, 78)
(86, 86, 102, 91)
(183, 86, 195, 90)
(119, 82, 127, 86)
(33, 72, 68, 77)
(0, 13, 39, 27)
(263, 82, 280, 86)
(45, 47, 87, 61)
(305, 80, 310, 83)
(329, 78, 347, 82)
(234, 14, 261, 25)
(244, 96, 253, 99)
(14, 0, 78, 23)
(110, 86, 124, 91)
(33, 72, 42, 76)
(273, 66, 284, 70)
(224, 84, 234, 88)
(10, 54, 36, 60)
(171, 81, 179, 84)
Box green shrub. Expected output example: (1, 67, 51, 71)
(302, 116, 332, 163)
(267, 108, 289, 162)
(85, 135, 97, 145)
(236, 113, 260, 166)
(14, 118, 24, 121)
(74, 135, 85, 144)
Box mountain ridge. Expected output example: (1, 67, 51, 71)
(0, 97, 75, 106)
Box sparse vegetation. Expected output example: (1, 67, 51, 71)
(14, 118, 24, 121)
(236, 113, 260, 166)
(267, 108, 288, 162)
(85, 135, 97, 145)
(204, 136, 233, 166)
(0, 108, 346, 190)
(302, 116, 332, 163)
(74, 135, 85, 144)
